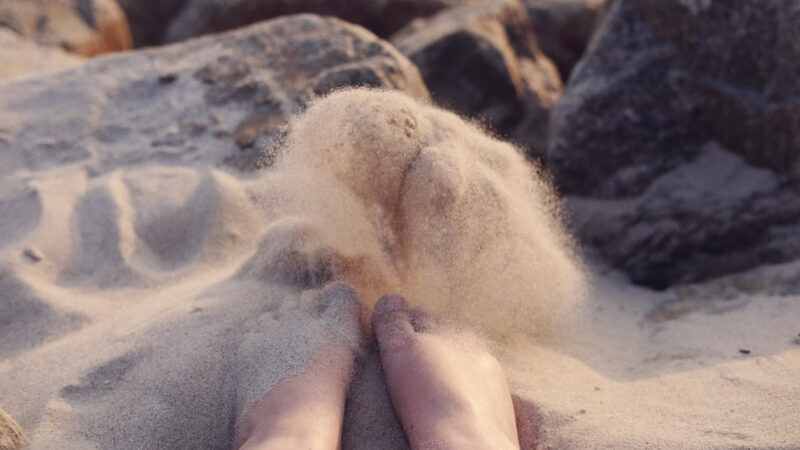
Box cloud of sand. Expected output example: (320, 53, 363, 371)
(245, 89, 586, 339)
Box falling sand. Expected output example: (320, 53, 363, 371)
(1, 89, 798, 449)
(247, 89, 586, 339)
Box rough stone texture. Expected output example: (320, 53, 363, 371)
(392, 0, 562, 159)
(164, 0, 490, 43)
(0, 408, 27, 450)
(550, 0, 800, 198)
(117, 0, 188, 47)
(551, 0, 800, 288)
(0, 15, 429, 174)
(0, 0, 132, 57)
(0, 28, 84, 80)
(523, 0, 606, 80)
(570, 145, 800, 288)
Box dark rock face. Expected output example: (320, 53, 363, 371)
(523, 0, 606, 80)
(551, 0, 800, 288)
(0, 0, 132, 56)
(0, 15, 429, 173)
(363, 0, 491, 37)
(117, 0, 188, 47)
(164, 0, 490, 43)
(165, 0, 342, 43)
(392, 0, 562, 159)
(551, 0, 800, 198)
(570, 145, 800, 288)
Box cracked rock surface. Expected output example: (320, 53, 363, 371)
(551, 0, 800, 288)
(0, 15, 429, 174)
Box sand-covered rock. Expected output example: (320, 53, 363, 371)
(164, 0, 492, 43)
(392, 0, 562, 159)
(550, 0, 800, 287)
(0, 28, 84, 80)
(0, 15, 429, 173)
(116, 0, 188, 47)
(0, 0, 132, 56)
(0, 408, 27, 450)
(523, 0, 606, 80)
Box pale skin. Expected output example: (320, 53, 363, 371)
(235, 289, 520, 450)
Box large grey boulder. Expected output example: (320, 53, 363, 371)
(551, 0, 800, 197)
(392, 0, 562, 159)
(523, 0, 606, 80)
(550, 0, 800, 288)
(164, 0, 490, 43)
(0, 0, 132, 56)
(0, 15, 430, 173)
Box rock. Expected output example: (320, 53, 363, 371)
(550, 0, 800, 198)
(164, 0, 491, 43)
(0, 0, 133, 57)
(358, 0, 495, 37)
(116, 0, 188, 47)
(549, 0, 800, 288)
(0, 408, 27, 450)
(392, 0, 562, 159)
(165, 0, 358, 43)
(523, 0, 607, 80)
(570, 145, 800, 289)
(0, 28, 84, 80)
(0, 15, 429, 174)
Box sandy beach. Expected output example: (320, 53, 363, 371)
(1, 86, 798, 448)
(1, 0, 799, 448)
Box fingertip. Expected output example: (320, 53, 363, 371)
(371, 293, 415, 350)
(374, 293, 409, 316)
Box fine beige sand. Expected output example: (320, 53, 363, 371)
(0, 89, 798, 449)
